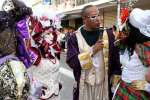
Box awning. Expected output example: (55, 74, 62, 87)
(59, 0, 116, 15)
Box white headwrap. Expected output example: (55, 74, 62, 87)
(129, 8, 150, 37)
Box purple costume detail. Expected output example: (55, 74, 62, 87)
(16, 18, 32, 68)
(17, 18, 30, 39)
(66, 33, 81, 100)
(0, 55, 18, 65)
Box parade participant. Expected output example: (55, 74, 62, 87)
(28, 15, 61, 100)
(113, 8, 150, 100)
(0, 0, 32, 99)
(66, 5, 121, 100)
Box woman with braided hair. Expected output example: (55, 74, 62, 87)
(113, 8, 150, 100)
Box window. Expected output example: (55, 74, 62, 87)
(43, 0, 51, 5)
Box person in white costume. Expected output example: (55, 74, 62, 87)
(27, 15, 61, 100)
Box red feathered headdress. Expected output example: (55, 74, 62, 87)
(120, 7, 129, 24)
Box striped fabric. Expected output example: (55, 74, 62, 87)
(136, 41, 150, 67)
(114, 80, 150, 100)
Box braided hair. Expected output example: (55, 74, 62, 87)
(125, 20, 150, 55)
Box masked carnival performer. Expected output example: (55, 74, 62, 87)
(0, 0, 33, 99)
(27, 15, 61, 100)
(66, 5, 121, 100)
(113, 8, 150, 100)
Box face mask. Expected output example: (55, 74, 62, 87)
(2, 0, 15, 12)
(87, 14, 100, 21)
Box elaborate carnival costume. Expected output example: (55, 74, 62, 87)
(113, 8, 150, 100)
(0, 0, 32, 99)
(66, 26, 121, 100)
(27, 15, 61, 100)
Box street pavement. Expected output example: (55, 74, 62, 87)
(59, 52, 75, 100)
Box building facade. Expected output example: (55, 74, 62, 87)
(53, 0, 150, 29)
